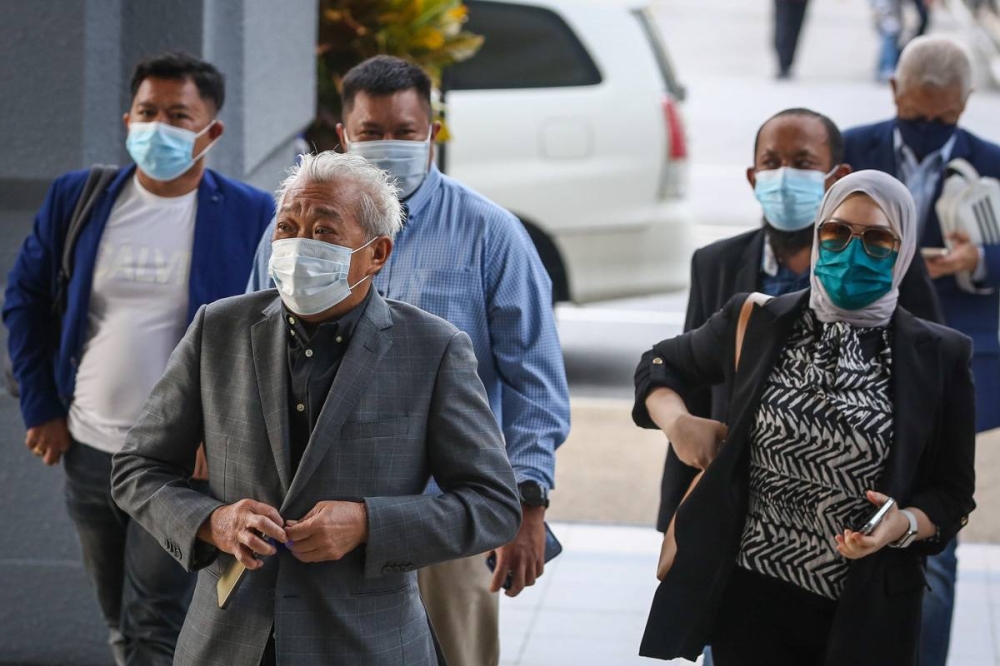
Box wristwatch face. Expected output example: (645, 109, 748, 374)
(518, 482, 548, 507)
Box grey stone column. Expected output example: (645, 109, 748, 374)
(0, 2, 316, 663)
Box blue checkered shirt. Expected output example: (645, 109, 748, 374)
(248, 166, 570, 489)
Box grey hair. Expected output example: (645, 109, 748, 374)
(895, 36, 973, 97)
(275, 151, 404, 240)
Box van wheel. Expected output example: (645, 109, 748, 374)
(518, 218, 570, 304)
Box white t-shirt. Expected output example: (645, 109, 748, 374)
(68, 175, 197, 453)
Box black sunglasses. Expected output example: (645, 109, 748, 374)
(818, 220, 901, 259)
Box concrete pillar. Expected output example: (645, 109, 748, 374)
(0, 2, 317, 662)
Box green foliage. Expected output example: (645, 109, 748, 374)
(308, 0, 483, 150)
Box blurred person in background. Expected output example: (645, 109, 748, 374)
(775, 0, 811, 79)
(844, 35, 1000, 665)
(247, 55, 570, 666)
(910, 0, 933, 42)
(2, 53, 274, 665)
(634, 171, 975, 665)
(872, 0, 904, 82)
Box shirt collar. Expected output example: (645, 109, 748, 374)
(282, 286, 372, 346)
(402, 165, 443, 224)
(761, 231, 780, 277)
(893, 126, 958, 170)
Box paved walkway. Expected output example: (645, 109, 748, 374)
(499, 522, 1000, 666)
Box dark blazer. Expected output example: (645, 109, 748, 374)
(633, 290, 976, 665)
(844, 120, 1000, 431)
(650, 227, 944, 531)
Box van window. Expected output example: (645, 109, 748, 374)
(448, 1, 602, 90)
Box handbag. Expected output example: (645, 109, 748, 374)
(656, 291, 772, 581)
(4, 165, 118, 397)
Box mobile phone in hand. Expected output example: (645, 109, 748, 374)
(921, 247, 948, 259)
(486, 522, 563, 590)
(858, 497, 896, 536)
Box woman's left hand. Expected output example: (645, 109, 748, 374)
(835, 491, 907, 560)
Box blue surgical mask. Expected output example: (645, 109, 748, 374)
(268, 237, 376, 316)
(126, 120, 218, 182)
(345, 128, 432, 199)
(754, 166, 837, 232)
(814, 238, 897, 310)
(896, 117, 957, 161)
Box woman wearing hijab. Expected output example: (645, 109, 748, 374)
(632, 170, 975, 666)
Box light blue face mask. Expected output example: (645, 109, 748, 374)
(268, 237, 376, 316)
(345, 128, 433, 199)
(754, 166, 838, 231)
(126, 120, 218, 182)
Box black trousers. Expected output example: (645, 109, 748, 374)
(774, 0, 810, 74)
(64, 440, 197, 666)
(711, 567, 837, 666)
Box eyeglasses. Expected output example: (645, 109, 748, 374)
(818, 221, 900, 259)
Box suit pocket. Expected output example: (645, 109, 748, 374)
(351, 574, 410, 597)
(341, 416, 410, 440)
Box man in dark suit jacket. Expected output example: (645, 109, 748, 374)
(842, 35, 1000, 666)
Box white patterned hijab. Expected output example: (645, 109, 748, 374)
(808, 170, 917, 328)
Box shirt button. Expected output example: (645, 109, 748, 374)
(652, 358, 664, 365)
(305, 349, 313, 358)
(296, 403, 305, 412)
(335, 336, 343, 343)
(289, 330, 296, 337)
(288, 316, 296, 325)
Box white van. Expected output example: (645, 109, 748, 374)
(445, 0, 693, 303)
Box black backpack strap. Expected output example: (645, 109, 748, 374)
(54, 164, 118, 318)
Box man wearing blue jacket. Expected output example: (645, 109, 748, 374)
(844, 35, 1000, 666)
(3, 53, 274, 665)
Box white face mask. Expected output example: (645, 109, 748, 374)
(345, 127, 433, 199)
(267, 237, 377, 316)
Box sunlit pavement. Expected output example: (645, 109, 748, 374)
(498, 523, 1000, 666)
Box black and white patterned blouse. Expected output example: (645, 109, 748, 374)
(736, 307, 893, 600)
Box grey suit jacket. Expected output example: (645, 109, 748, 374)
(112, 289, 521, 666)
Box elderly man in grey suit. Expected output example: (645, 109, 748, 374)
(111, 151, 521, 666)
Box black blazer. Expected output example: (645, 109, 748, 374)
(649, 228, 945, 531)
(633, 290, 976, 665)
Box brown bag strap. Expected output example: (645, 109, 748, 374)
(735, 292, 772, 371)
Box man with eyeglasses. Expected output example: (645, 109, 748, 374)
(652, 107, 941, 665)
(844, 35, 1000, 666)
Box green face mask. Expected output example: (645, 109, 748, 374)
(814, 238, 897, 310)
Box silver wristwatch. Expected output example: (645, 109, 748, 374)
(889, 509, 919, 549)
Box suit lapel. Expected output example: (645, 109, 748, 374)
(734, 229, 765, 292)
(879, 309, 937, 498)
(281, 292, 394, 511)
(868, 121, 899, 176)
(250, 300, 293, 496)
